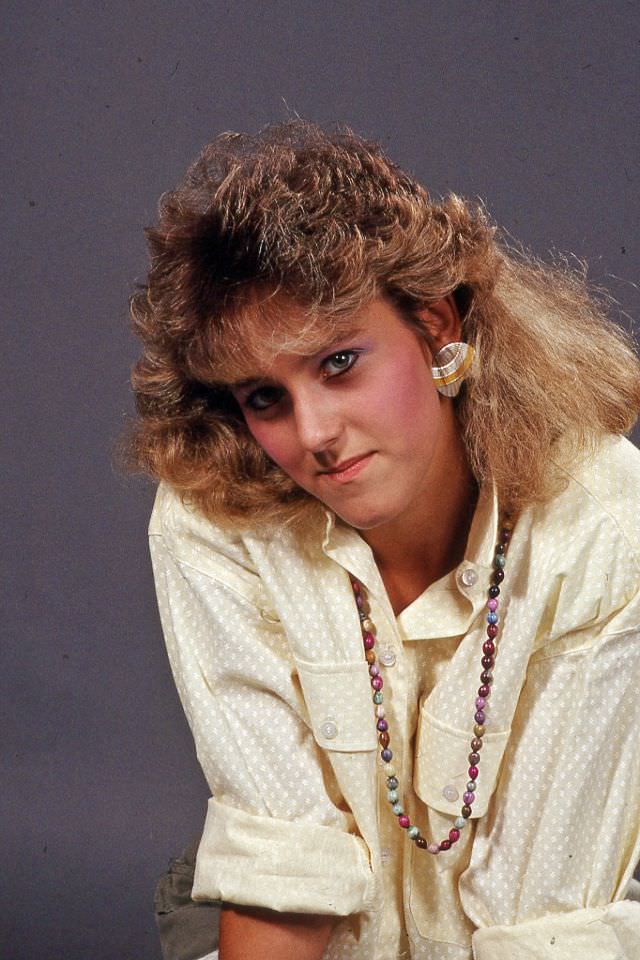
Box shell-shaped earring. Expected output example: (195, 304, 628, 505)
(431, 342, 475, 397)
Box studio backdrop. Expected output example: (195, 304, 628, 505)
(3, 2, 639, 958)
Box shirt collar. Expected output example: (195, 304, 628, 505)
(320, 482, 500, 637)
(321, 481, 498, 567)
(463, 480, 499, 572)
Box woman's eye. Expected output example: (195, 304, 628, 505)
(245, 386, 282, 411)
(242, 350, 360, 413)
(322, 350, 359, 377)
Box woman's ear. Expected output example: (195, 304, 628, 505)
(413, 296, 463, 361)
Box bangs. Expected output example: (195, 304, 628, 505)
(182, 286, 378, 385)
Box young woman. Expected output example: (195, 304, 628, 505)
(127, 120, 640, 959)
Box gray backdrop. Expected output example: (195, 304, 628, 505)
(3, 2, 639, 958)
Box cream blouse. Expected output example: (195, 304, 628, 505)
(148, 434, 640, 959)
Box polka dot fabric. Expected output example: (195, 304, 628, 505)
(149, 436, 640, 958)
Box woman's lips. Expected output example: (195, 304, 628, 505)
(321, 452, 375, 484)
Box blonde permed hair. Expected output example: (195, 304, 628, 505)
(123, 120, 640, 530)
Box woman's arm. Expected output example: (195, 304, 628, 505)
(148, 498, 373, 931)
(219, 905, 336, 960)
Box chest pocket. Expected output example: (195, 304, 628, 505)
(407, 706, 512, 944)
(294, 657, 378, 753)
(414, 706, 511, 818)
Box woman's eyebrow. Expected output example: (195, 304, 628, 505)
(230, 325, 367, 392)
(231, 374, 269, 392)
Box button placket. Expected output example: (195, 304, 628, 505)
(366, 591, 401, 674)
(456, 564, 494, 625)
(372, 599, 410, 843)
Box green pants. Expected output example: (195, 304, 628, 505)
(154, 842, 220, 960)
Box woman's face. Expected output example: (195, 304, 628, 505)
(230, 296, 460, 532)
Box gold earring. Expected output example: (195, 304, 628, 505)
(431, 342, 475, 397)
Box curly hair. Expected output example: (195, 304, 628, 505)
(122, 119, 640, 530)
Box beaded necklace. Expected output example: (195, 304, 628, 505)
(350, 517, 513, 854)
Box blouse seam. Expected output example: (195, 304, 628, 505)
(550, 455, 640, 581)
(531, 621, 640, 662)
(156, 482, 259, 574)
(173, 554, 266, 611)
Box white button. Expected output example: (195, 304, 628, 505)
(320, 720, 338, 740)
(379, 650, 397, 667)
(442, 784, 459, 802)
(459, 567, 478, 587)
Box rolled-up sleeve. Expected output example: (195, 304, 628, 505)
(148, 527, 374, 915)
(193, 798, 374, 914)
(472, 900, 640, 958)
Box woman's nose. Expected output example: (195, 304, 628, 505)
(293, 394, 343, 453)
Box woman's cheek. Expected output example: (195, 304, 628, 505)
(248, 420, 297, 472)
(370, 357, 434, 425)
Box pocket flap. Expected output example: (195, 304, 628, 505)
(415, 708, 510, 817)
(294, 658, 378, 753)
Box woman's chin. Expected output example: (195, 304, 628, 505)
(331, 502, 398, 532)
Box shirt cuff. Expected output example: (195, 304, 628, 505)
(192, 797, 376, 916)
(472, 901, 640, 959)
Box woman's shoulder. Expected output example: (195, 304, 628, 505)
(551, 434, 640, 556)
(148, 481, 264, 581)
(525, 435, 640, 638)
